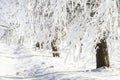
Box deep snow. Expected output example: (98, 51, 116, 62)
(0, 42, 120, 80)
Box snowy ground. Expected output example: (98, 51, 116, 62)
(0, 42, 120, 80)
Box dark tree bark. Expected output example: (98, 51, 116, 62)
(35, 42, 44, 50)
(51, 40, 60, 57)
(35, 42, 40, 50)
(41, 42, 44, 49)
(36, 42, 40, 48)
(96, 38, 110, 68)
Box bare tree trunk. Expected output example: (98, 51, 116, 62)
(35, 42, 40, 50)
(51, 40, 60, 57)
(96, 38, 110, 68)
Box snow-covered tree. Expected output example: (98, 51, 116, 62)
(0, 0, 119, 67)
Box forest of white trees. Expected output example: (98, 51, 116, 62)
(0, 0, 120, 80)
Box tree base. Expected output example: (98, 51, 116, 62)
(53, 53, 60, 57)
(96, 38, 110, 69)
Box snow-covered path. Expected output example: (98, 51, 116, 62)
(0, 68, 120, 80)
(0, 43, 120, 80)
